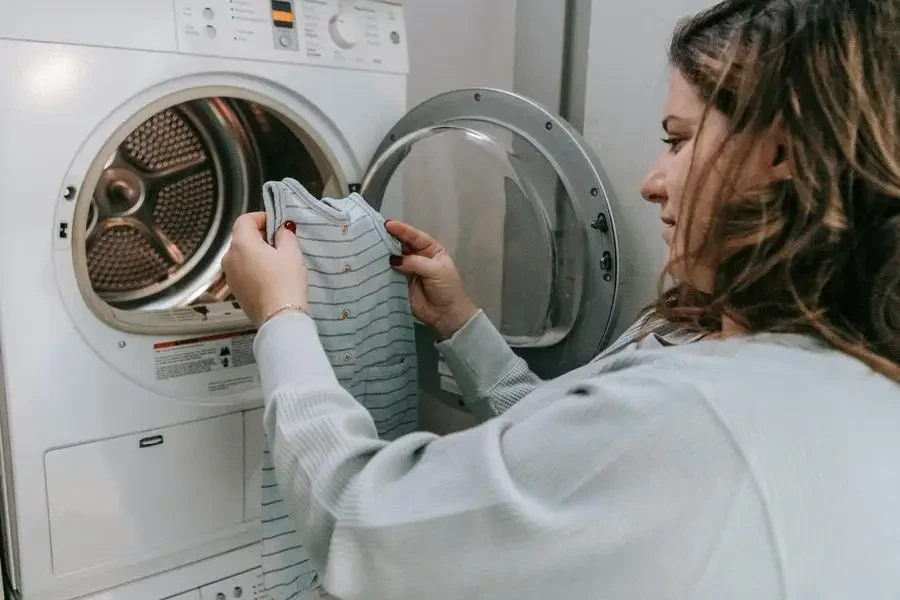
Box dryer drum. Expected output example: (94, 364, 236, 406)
(82, 97, 330, 312)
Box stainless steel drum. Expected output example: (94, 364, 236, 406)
(84, 98, 331, 311)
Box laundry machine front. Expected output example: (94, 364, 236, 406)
(0, 1, 623, 599)
(0, 1, 410, 598)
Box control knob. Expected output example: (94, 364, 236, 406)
(328, 13, 362, 49)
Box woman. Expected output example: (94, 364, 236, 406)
(222, 0, 900, 598)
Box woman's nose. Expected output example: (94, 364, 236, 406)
(640, 168, 667, 205)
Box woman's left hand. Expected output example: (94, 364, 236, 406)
(222, 212, 308, 327)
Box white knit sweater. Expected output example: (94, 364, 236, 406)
(256, 310, 900, 600)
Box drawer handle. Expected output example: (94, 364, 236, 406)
(138, 435, 164, 449)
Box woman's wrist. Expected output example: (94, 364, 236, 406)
(433, 302, 480, 341)
(253, 311, 337, 399)
(260, 302, 308, 328)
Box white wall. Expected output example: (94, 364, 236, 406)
(402, 0, 518, 434)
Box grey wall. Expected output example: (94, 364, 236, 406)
(405, 1, 517, 106)
(580, 0, 715, 336)
(402, 0, 716, 432)
(403, 0, 519, 434)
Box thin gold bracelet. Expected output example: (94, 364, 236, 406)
(261, 303, 308, 326)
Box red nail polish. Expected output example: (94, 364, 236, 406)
(389, 255, 403, 267)
(284, 221, 297, 234)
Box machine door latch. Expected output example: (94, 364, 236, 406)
(600, 251, 613, 271)
(58, 221, 69, 239)
(590, 213, 609, 233)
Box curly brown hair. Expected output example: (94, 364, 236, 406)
(653, 0, 900, 380)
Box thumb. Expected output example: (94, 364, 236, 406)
(274, 221, 300, 252)
(391, 254, 444, 279)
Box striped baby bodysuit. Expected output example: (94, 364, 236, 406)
(258, 178, 419, 600)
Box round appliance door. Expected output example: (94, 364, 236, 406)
(361, 88, 620, 379)
(55, 87, 350, 403)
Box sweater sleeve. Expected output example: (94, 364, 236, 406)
(254, 312, 764, 600)
(434, 310, 543, 420)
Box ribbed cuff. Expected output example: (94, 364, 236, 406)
(253, 312, 338, 400)
(435, 310, 519, 401)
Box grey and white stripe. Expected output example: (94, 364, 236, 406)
(259, 178, 418, 600)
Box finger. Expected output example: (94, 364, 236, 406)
(233, 212, 267, 242)
(220, 249, 232, 275)
(274, 221, 301, 253)
(385, 220, 441, 258)
(389, 253, 443, 279)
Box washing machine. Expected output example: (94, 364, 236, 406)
(0, 1, 622, 599)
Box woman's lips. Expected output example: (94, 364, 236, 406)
(661, 218, 675, 246)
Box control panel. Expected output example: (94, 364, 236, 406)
(174, 0, 408, 74)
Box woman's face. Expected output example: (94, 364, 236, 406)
(640, 69, 784, 291)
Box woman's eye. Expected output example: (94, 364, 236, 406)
(661, 136, 686, 153)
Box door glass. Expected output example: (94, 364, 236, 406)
(375, 121, 584, 348)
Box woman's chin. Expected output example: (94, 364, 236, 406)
(662, 226, 676, 247)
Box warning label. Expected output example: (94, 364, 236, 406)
(207, 375, 256, 394)
(154, 330, 257, 381)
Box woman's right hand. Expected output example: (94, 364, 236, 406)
(385, 220, 478, 340)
